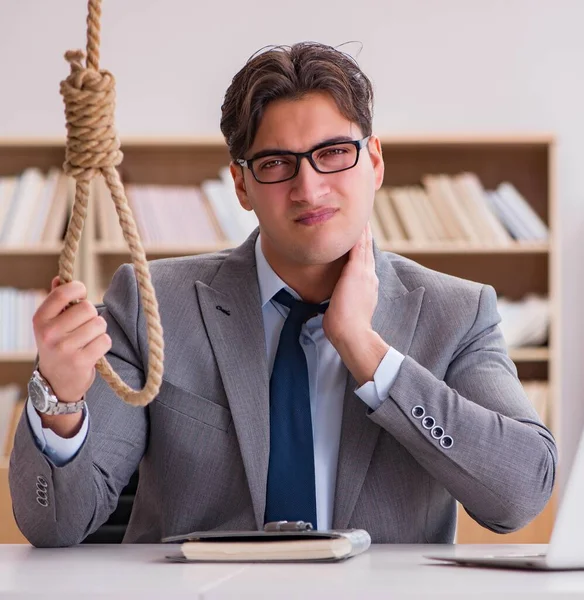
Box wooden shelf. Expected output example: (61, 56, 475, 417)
(0, 244, 63, 255)
(0, 347, 550, 365)
(0, 135, 558, 546)
(95, 242, 232, 256)
(0, 243, 70, 290)
(0, 352, 36, 363)
(93, 241, 550, 257)
(509, 347, 550, 362)
(384, 242, 549, 255)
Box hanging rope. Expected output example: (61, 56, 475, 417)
(58, 0, 164, 406)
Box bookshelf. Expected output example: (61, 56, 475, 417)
(0, 135, 558, 545)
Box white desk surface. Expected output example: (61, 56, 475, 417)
(1, 543, 584, 599)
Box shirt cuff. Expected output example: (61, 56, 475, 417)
(26, 396, 89, 467)
(354, 347, 405, 411)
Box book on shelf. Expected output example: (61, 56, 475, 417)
(162, 527, 371, 563)
(96, 169, 260, 247)
(372, 173, 548, 247)
(521, 380, 550, 425)
(0, 385, 21, 459)
(1, 164, 548, 250)
(452, 173, 513, 245)
(0, 168, 72, 246)
(498, 294, 550, 348)
(0, 288, 46, 352)
(373, 187, 406, 242)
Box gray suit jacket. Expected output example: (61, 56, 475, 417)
(10, 230, 557, 547)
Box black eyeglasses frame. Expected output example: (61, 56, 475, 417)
(234, 136, 372, 184)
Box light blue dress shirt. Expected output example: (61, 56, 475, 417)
(27, 235, 405, 529)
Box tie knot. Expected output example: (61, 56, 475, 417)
(273, 289, 328, 323)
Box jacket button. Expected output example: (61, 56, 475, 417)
(440, 436, 454, 449)
(422, 416, 435, 430)
(431, 426, 444, 439)
(412, 405, 425, 419)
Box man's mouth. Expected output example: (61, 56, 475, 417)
(295, 208, 338, 225)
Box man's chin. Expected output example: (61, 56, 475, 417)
(289, 238, 353, 266)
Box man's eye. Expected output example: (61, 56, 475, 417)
(320, 147, 348, 158)
(258, 158, 291, 170)
(260, 160, 283, 170)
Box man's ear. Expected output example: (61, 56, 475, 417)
(230, 162, 253, 211)
(368, 135, 385, 191)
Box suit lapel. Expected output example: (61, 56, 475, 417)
(196, 233, 425, 530)
(196, 231, 270, 529)
(333, 248, 425, 529)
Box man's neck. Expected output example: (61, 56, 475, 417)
(264, 250, 347, 304)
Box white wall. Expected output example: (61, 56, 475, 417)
(2, 0, 583, 490)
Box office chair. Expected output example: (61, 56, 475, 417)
(81, 470, 139, 543)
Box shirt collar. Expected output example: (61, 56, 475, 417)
(255, 234, 301, 307)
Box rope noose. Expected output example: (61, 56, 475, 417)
(58, 0, 164, 406)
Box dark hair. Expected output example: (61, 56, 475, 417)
(220, 42, 374, 160)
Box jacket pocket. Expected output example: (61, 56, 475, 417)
(156, 380, 231, 432)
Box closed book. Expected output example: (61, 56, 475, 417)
(162, 528, 371, 563)
(1, 168, 45, 245)
(374, 187, 406, 242)
(25, 168, 62, 244)
(369, 203, 388, 244)
(0, 384, 20, 457)
(453, 173, 512, 245)
(40, 174, 71, 244)
(3, 399, 24, 457)
(409, 186, 444, 242)
(496, 182, 549, 241)
(388, 187, 428, 243)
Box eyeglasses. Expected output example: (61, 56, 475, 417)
(235, 136, 371, 184)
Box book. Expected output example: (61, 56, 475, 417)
(0, 168, 45, 245)
(388, 187, 428, 243)
(0, 385, 20, 458)
(24, 168, 62, 244)
(374, 187, 406, 242)
(162, 528, 371, 563)
(409, 186, 444, 242)
(369, 204, 387, 244)
(521, 380, 549, 424)
(40, 174, 72, 244)
(496, 182, 549, 241)
(498, 294, 550, 347)
(94, 176, 125, 245)
(452, 173, 512, 245)
(3, 399, 24, 457)
(421, 175, 466, 242)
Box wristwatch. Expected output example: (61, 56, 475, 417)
(28, 369, 86, 416)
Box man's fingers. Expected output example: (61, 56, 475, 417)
(35, 281, 88, 323)
(347, 225, 372, 267)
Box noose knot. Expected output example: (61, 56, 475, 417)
(60, 49, 123, 182)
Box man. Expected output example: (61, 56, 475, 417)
(10, 42, 556, 547)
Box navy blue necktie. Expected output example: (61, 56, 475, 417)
(264, 289, 328, 529)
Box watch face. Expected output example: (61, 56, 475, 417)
(28, 378, 49, 413)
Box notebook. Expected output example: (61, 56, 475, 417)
(161, 527, 371, 563)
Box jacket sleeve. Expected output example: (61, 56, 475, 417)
(367, 284, 557, 533)
(9, 264, 148, 547)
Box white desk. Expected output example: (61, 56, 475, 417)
(1, 544, 584, 599)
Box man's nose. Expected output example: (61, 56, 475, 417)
(289, 156, 328, 203)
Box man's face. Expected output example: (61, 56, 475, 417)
(231, 92, 384, 267)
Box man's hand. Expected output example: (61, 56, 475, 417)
(323, 224, 390, 386)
